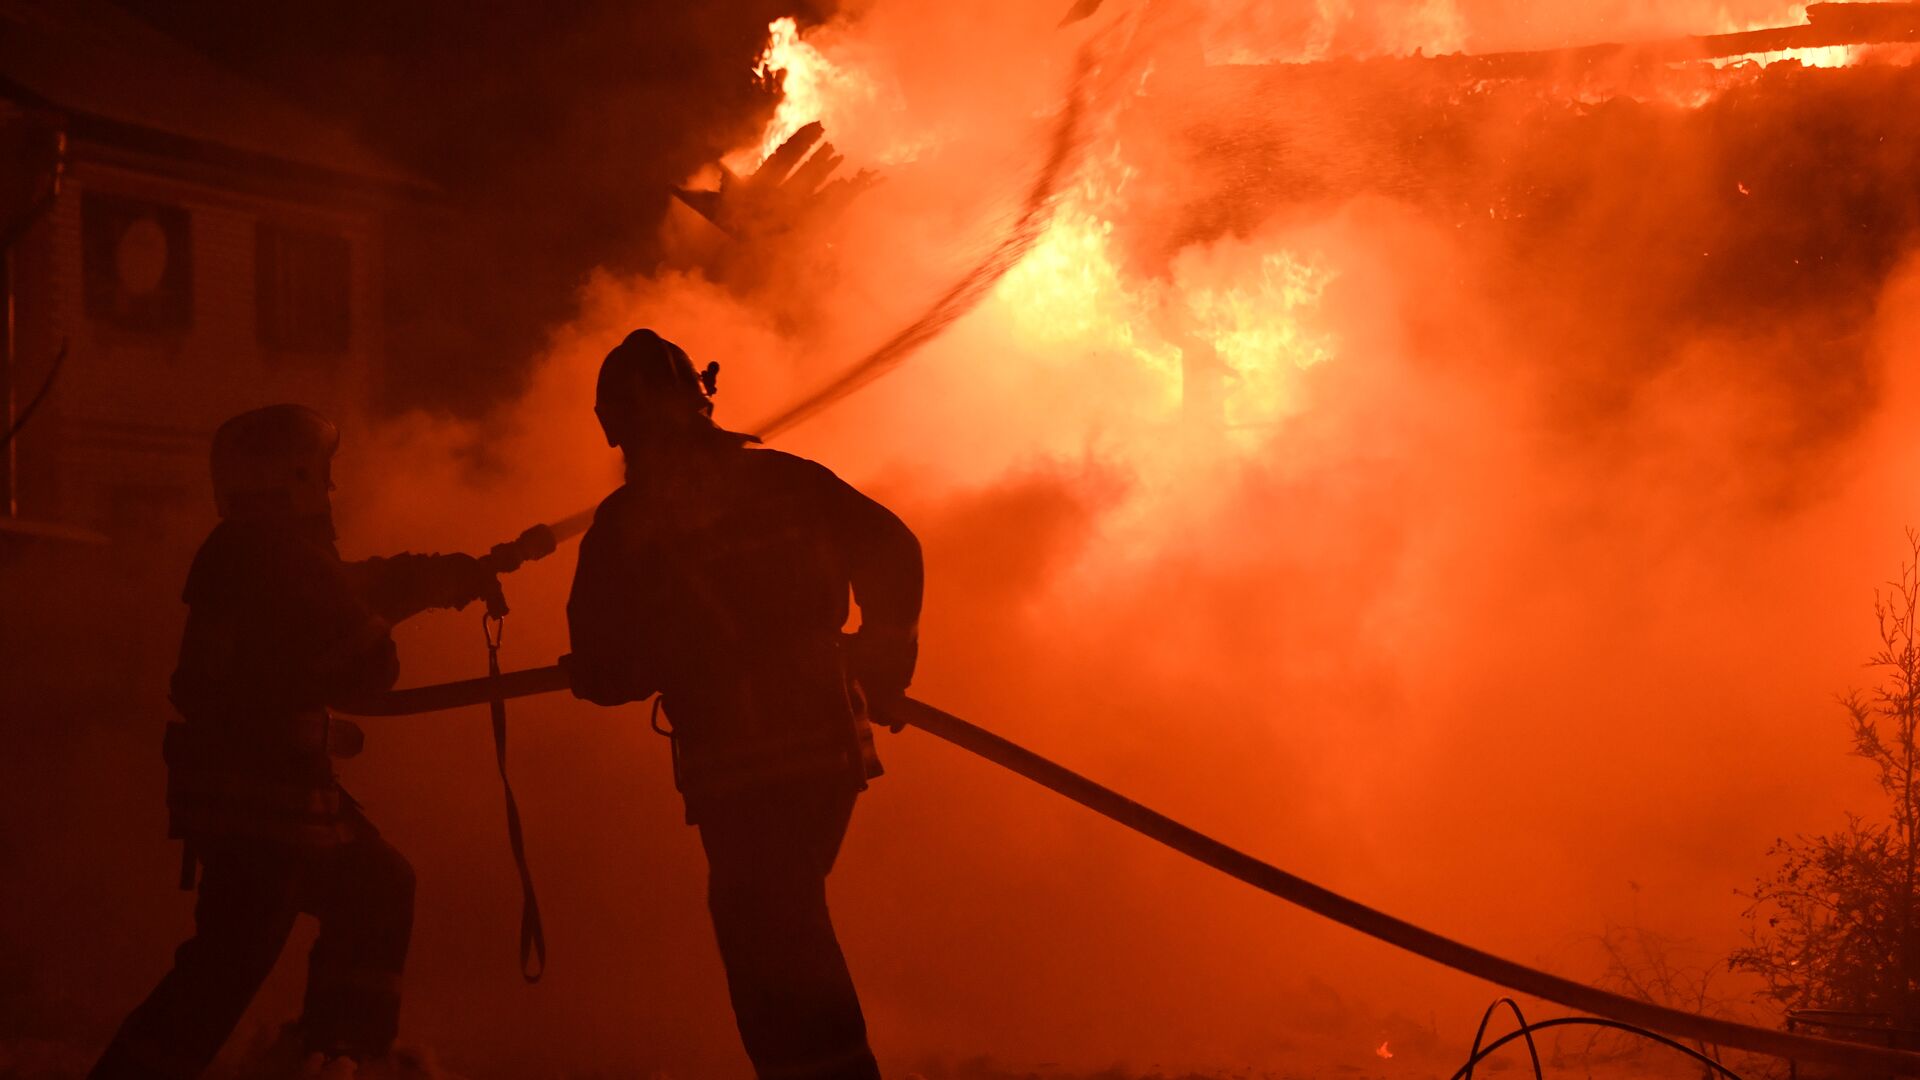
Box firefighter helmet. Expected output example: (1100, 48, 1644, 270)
(593, 329, 729, 450)
(209, 404, 339, 518)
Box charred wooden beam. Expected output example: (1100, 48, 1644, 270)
(673, 121, 877, 240)
(1396, 1, 1920, 80)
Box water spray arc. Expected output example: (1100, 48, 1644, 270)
(540, 35, 1101, 545)
(413, 11, 1920, 1074)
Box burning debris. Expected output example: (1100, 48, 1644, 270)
(654, 0, 1920, 458)
(672, 120, 877, 240)
(1419, 0, 1920, 78)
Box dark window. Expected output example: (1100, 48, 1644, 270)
(256, 223, 351, 353)
(82, 192, 192, 332)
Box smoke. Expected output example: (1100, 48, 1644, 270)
(115, 0, 841, 413)
(14, 0, 1920, 1077)
(324, 1, 1920, 1075)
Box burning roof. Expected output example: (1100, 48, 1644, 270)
(667, 0, 1920, 450)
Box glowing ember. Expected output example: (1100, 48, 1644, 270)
(1711, 5, 1815, 34)
(1377, 1039, 1394, 1059)
(1706, 44, 1859, 69)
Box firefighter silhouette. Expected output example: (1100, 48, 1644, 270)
(90, 405, 505, 1080)
(565, 329, 923, 1080)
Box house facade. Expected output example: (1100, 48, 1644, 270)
(0, 0, 432, 547)
(0, 0, 438, 727)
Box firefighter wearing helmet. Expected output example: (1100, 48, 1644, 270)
(91, 404, 506, 1080)
(566, 329, 922, 1080)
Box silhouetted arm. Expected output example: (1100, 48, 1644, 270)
(564, 492, 660, 706)
(265, 536, 400, 705)
(347, 551, 494, 623)
(830, 478, 923, 633)
(826, 472, 923, 707)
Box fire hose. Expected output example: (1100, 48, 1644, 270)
(519, 43, 1099, 550)
(439, 64, 1090, 973)
(325, 18, 1919, 1071)
(339, 667, 1920, 1076)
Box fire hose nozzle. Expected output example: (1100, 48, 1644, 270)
(482, 524, 559, 575)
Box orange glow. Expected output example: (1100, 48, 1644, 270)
(1705, 45, 1859, 69)
(26, 4, 1920, 1080)
(1708, 5, 1816, 34)
(743, 16, 872, 166)
(992, 209, 1184, 414)
(321, 2, 1920, 1077)
(1205, 0, 1470, 64)
(1186, 250, 1339, 430)
(985, 203, 1340, 444)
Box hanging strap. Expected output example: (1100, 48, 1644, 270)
(485, 614, 546, 983)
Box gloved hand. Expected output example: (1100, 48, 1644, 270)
(848, 624, 917, 731)
(424, 553, 503, 614)
(484, 524, 558, 574)
(559, 652, 646, 707)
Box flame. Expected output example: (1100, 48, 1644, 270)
(1706, 44, 1859, 69)
(716, 0, 1912, 468)
(1541, 36, 1883, 113)
(993, 209, 1184, 414)
(1709, 5, 1813, 34)
(732, 16, 940, 175)
(1377, 1039, 1394, 1059)
(745, 16, 873, 165)
(1205, 0, 1469, 64)
(990, 196, 1338, 441)
(1186, 250, 1339, 431)
(736, 6, 1353, 457)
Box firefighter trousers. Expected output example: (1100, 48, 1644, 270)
(89, 818, 414, 1080)
(698, 784, 880, 1080)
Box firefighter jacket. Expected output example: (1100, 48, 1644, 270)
(566, 446, 924, 822)
(165, 515, 485, 846)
